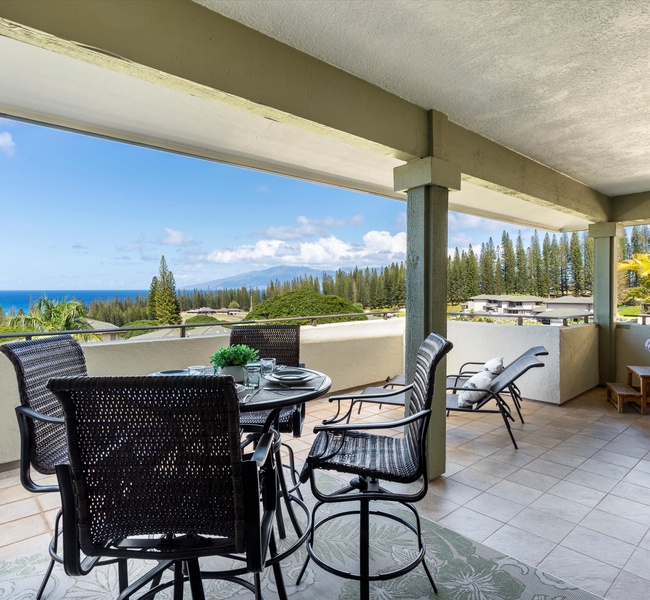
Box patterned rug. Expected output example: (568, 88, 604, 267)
(0, 473, 603, 599)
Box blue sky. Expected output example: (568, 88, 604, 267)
(0, 118, 536, 290)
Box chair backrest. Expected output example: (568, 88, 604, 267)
(48, 375, 245, 556)
(508, 345, 548, 366)
(0, 335, 87, 474)
(487, 354, 544, 399)
(230, 324, 300, 367)
(405, 332, 453, 459)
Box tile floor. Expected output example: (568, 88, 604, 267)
(2, 385, 650, 599)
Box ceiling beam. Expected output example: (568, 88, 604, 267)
(0, 0, 611, 225)
(610, 191, 650, 224)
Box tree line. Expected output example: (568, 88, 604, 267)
(85, 225, 650, 327)
(448, 225, 650, 304)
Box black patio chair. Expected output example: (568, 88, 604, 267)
(230, 324, 304, 435)
(0, 335, 90, 598)
(297, 332, 453, 599)
(446, 354, 545, 448)
(48, 375, 281, 600)
(230, 324, 304, 498)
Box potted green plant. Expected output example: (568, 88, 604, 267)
(209, 344, 260, 383)
(619, 253, 650, 313)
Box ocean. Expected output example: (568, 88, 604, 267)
(0, 290, 148, 314)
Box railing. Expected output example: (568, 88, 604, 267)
(0, 311, 397, 341)
(447, 311, 593, 327)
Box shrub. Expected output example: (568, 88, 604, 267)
(245, 290, 367, 325)
(120, 319, 158, 339)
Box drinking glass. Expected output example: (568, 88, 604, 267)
(261, 357, 276, 376)
(244, 364, 261, 389)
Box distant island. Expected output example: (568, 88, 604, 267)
(183, 265, 342, 291)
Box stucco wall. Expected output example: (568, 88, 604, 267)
(0, 318, 601, 467)
(615, 323, 650, 383)
(0, 319, 405, 466)
(446, 321, 599, 405)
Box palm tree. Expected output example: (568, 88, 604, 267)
(8, 298, 99, 341)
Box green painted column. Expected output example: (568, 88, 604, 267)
(589, 222, 623, 384)
(394, 111, 460, 478)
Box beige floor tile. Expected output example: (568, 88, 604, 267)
(470, 456, 520, 478)
(448, 467, 502, 491)
(580, 509, 649, 546)
(529, 493, 593, 524)
(506, 467, 560, 492)
(0, 497, 40, 525)
(508, 506, 575, 543)
(564, 468, 619, 493)
(427, 477, 482, 505)
(521, 457, 575, 479)
(438, 506, 503, 543)
(561, 526, 636, 569)
(623, 546, 650, 581)
(0, 514, 49, 547)
(606, 570, 650, 600)
(483, 524, 556, 566)
(610, 481, 650, 506)
(463, 491, 525, 523)
(548, 480, 607, 507)
(538, 546, 620, 597)
(487, 479, 544, 506)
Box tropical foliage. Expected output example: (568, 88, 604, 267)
(618, 253, 650, 302)
(6, 298, 98, 341)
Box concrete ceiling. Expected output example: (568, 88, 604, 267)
(1, 0, 649, 233)
(201, 0, 650, 199)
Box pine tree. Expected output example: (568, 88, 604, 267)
(541, 233, 552, 297)
(494, 251, 505, 294)
(529, 231, 544, 296)
(569, 232, 584, 295)
(448, 249, 463, 304)
(583, 233, 594, 295)
(464, 245, 480, 299)
(558, 234, 570, 296)
(501, 232, 516, 293)
(515, 232, 529, 293)
(147, 276, 158, 319)
(154, 256, 181, 325)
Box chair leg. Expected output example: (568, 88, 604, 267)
(35, 558, 55, 600)
(498, 403, 519, 449)
(186, 558, 205, 600)
(360, 497, 370, 600)
(269, 531, 288, 600)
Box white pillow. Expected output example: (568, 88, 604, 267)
(458, 372, 494, 408)
(482, 357, 504, 375)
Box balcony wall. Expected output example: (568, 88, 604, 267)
(615, 322, 650, 382)
(447, 321, 599, 405)
(0, 318, 605, 468)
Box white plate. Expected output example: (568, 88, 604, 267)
(265, 370, 315, 384)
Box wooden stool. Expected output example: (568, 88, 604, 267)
(606, 382, 642, 413)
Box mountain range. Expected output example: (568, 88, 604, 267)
(183, 266, 340, 291)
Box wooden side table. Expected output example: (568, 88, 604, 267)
(626, 366, 650, 415)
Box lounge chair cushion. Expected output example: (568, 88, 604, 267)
(482, 357, 504, 375)
(458, 371, 494, 407)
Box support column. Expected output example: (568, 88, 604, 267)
(394, 110, 460, 478)
(589, 222, 623, 384)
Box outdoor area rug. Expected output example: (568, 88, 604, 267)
(0, 473, 603, 599)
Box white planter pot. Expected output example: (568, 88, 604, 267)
(217, 365, 245, 383)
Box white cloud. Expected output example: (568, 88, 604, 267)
(207, 230, 405, 269)
(160, 228, 195, 246)
(263, 215, 365, 240)
(0, 132, 16, 157)
(116, 233, 146, 253)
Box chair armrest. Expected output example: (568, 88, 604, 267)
(16, 405, 64, 425)
(459, 360, 485, 372)
(314, 409, 430, 433)
(249, 432, 274, 467)
(329, 383, 413, 402)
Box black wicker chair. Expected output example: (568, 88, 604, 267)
(297, 332, 452, 599)
(48, 375, 281, 600)
(230, 324, 304, 437)
(0, 335, 89, 598)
